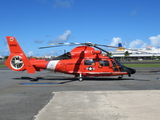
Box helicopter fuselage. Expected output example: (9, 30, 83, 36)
(5, 36, 136, 81)
(45, 46, 135, 77)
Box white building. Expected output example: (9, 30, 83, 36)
(110, 46, 160, 60)
(0, 56, 4, 60)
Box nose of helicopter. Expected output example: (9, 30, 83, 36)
(126, 67, 136, 74)
(120, 66, 136, 75)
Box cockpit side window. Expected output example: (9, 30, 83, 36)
(111, 60, 119, 71)
(111, 60, 116, 67)
(84, 60, 95, 65)
(114, 58, 123, 66)
(99, 60, 109, 66)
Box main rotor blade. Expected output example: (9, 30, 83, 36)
(39, 45, 62, 49)
(39, 42, 121, 50)
(50, 42, 81, 45)
(39, 42, 81, 49)
(96, 44, 119, 48)
(93, 46, 109, 54)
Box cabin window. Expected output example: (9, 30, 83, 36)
(84, 60, 95, 65)
(99, 60, 109, 66)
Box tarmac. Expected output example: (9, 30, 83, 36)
(35, 68, 160, 120)
(33, 67, 160, 120)
(0, 63, 160, 120)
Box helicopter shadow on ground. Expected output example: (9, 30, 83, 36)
(13, 76, 77, 84)
(12, 76, 150, 84)
(82, 77, 150, 82)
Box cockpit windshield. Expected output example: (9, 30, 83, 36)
(113, 58, 123, 67)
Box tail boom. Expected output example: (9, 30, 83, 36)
(5, 36, 48, 73)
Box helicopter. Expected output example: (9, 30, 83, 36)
(5, 36, 136, 81)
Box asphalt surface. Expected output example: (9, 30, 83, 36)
(0, 66, 160, 120)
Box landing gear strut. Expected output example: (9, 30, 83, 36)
(79, 73, 83, 81)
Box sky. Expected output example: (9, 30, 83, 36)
(1, 0, 160, 56)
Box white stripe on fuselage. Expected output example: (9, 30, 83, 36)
(47, 60, 60, 70)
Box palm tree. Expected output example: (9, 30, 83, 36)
(124, 51, 130, 57)
(124, 51, 130, 61)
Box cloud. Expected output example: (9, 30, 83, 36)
(48, 30, 71, 44)
(129, 39, 144, 48)
(34, 39, 43, 43)
(27, 51, 34, 56)
(141, 43, 148, 48)
(0, 45, 9, 56)
(54, 0, 73, 8)
(46, 50, 63, 56)
(108, 34, 160, 49)
(149, 35, 160, 48)
(110, 37, 122, 46)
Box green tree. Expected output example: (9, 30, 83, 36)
(4, 56, 8, 60)
(151, 55, 158, 60)
(124, 51, 130, 57)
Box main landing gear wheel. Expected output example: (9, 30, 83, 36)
(118, 75, 123, 80)
(10, 56, 24, 70)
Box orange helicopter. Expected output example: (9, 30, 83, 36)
(5, 36, 136, 81)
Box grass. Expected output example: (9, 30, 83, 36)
(0, 64, 6, 67)
(123, 64, 160, 68)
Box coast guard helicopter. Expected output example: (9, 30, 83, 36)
(5, 36, 136, 81)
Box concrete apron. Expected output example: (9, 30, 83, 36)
(34, 90, 160, 120)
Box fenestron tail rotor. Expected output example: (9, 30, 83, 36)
(10, 56, 24, 70)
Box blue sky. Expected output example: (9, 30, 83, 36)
(1, 0, 160, 56)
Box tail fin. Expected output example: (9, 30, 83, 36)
(5, 36, 36, 73)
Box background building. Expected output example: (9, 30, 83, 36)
(110, 43, 160, 61)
